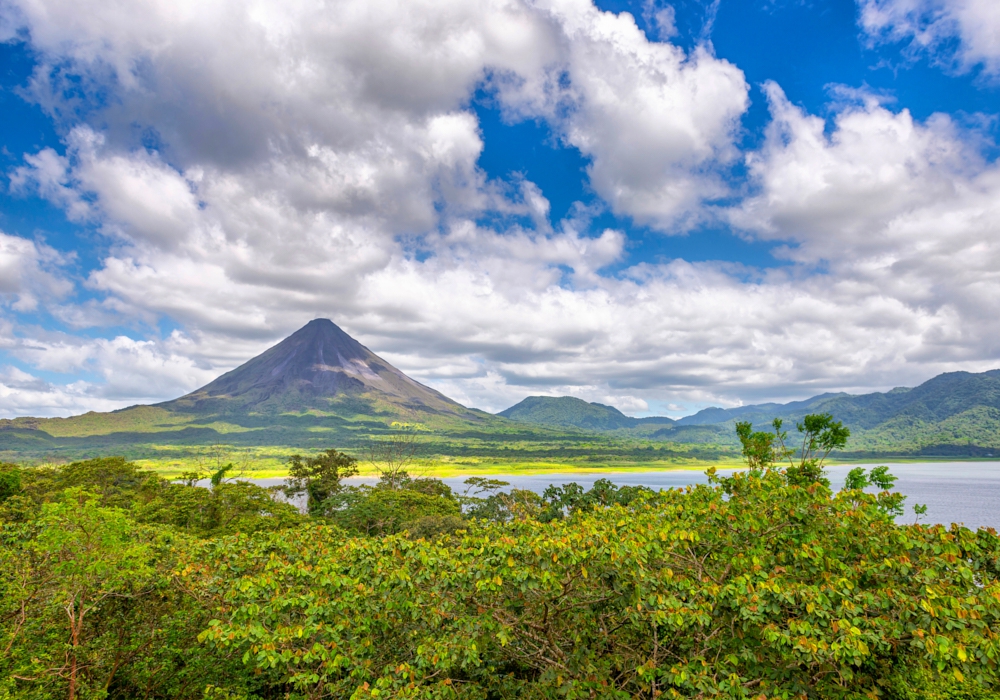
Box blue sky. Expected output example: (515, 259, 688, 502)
(1, 0, 999, 418)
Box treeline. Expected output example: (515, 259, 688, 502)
(1, 415, 999, 699)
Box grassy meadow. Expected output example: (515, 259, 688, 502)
(68, 439, 746, 479)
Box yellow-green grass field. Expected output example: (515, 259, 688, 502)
(125, 448, 745, 479)
(123, 451, 1000, 480)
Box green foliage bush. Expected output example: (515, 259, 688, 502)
(1, 426, 999, 699)
(1, 457, 304, 537)
(0, 463, 22, 504)
(192, 467, 1000, 699)
(326, 485, 463, 536)
(1, 493, 262, 700)
(282, 448, 359, 515)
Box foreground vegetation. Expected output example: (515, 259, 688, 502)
(1, 414, 999, 699)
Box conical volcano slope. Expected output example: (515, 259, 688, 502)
(159, 319, 477, 420)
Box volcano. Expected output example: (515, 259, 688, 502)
(158, 319, 478, 420)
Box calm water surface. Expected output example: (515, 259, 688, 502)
(251, 461, 1000, 530)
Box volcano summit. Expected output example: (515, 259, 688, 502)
(159, 319, 479, 420)
(0, 320, 495, 459)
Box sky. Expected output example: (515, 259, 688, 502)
(0, 0, 999, 419)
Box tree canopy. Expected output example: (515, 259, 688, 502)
(1, 418, 998, 700)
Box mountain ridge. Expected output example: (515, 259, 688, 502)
(496, 369, 1000, 456)
(675, 370, 1000, 430)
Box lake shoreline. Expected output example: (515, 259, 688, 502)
(235, 461, 1000, 530)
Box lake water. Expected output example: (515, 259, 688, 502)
(249, 461, 1000, 530)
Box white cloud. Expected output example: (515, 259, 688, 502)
(7, 0, 749, 230)
(1, 0, 999, 420)
(0, 232, 73, 311)
(500, 0, 748, 229)
(0, 329, 219, 416)
(9, 147, 94, 221)
(731, 83, 1000, 370)
(859, 0, 1000, 76)
(0, 365, 103, 417)
(733, 82, 980, 258)
(643, 2, 678, 41)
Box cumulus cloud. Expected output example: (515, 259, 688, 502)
(387, 85, 1000, 412)
(732, 83, 1000, 367)
(733, 83, 980, 257)
(8, 0, 749, 228)
(0, 329, 219, 416)
(0, 232, 73, 311)
(498, 0, 749, 229)
(0, 365, 98, 418)
(858, 0, 1000, 76)
(9, 147, 94, 221)
(0, 0, 998, 419)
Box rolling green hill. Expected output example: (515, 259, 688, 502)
(672, 370, 1000, 455)
(498, 396, 673, 431)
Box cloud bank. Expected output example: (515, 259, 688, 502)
(0, 0, 998, 417)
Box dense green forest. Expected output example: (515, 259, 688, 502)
(2, 415, 999, 699)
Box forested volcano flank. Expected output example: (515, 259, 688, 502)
(157, 318, 477, 420)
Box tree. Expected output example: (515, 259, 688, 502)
(17, 458, 153, 512)
(843, 464, 917, 519)
(326, 486, 462, 536)
(282, 448, 358, 515)
(134, 479, 303, 536)
(2, 457, 302, 538)
(734, 413, 850, 487)
(0, 463, 21, 503)
(735, 420, 778, 470)
(1, 488, 274, 699)
(777, 412, 851, 486)
(319, 475, 463, 536)
(538, 478, 652, 522)
(461, 477, 543, 522)
(1, 490, 159, 700)
(366, 430, 418, 489)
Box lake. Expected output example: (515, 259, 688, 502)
(250, 461, 1000, 530)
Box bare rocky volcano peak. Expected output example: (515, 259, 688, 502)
(159, 318, 475, 418)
